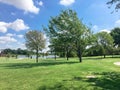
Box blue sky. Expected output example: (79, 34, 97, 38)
(0, 0, 120, 50)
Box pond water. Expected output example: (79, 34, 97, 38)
(17, 55, 59, 59)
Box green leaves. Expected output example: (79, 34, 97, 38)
(25, 30, 46, 51)
(111, 27, 120, 47)
(25, 30, 46, 62)
(94, 32, 114, 57)
(44, 9, 92, 62)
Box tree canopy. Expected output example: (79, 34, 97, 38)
(44, 9, 92, 62)
(95, 31, 114, 58)
(110, 27, 120, 47)
(25, 30, 46, 63)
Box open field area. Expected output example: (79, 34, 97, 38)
(0, 57, 120, 90)
(1, 0, 120, 90)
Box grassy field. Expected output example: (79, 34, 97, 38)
(0, 57, 120, 90)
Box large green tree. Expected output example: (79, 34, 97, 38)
(48, 38, 62, 60)
(95, 31, 114, 58)
(25, 30, 46, 63)
(110, 27, 120, 47)
(44, 9, 92, 62)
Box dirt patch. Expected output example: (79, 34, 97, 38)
(114, 62, 120, 66)
(86, 75, 96, 78)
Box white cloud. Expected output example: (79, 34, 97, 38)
(19, 43, 26, 49)
(100, 29, 111, 33)
(0, 22, 8, 33)
(115, 19, 120, 27)
(91, 25, 99, 33)
(0, 34, 26, 49)
(0, 0, 39, 14)
(6, 33, 24, 39)
(92, 25, 98, 31)
(59, 0, 75, 6)
(93, 19, 120, 33)
(0, 19, 29, 33)
(6, 33, 15, 37)
(38, 1, 43, 6)
(9, 19, 29, 31)
(0, 42, 26, 50)
(0, 35, 17, 44)
(17, 35, 24, 38)
(16, 42, 26, 49)
(11, 12, 16, 16)
(0, 26, 7, 33)
(6, 33, 23, 38)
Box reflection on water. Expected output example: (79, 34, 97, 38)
(17, 55, 59, 59)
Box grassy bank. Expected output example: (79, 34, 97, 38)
(0, 57, 120, 90)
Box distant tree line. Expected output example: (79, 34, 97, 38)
(0, 48, 33, 57)
(86, 27, 120, 57)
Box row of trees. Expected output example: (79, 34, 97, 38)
(1, 1, 120, 63)
(83, 26, 120, 57)
(0, 48, 33, 58)
(1, 48, 31, 55)
(24, 9, 120, 63)
(44, 9, 120, 62)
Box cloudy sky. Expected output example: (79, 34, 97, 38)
(0, 0, 120, 50)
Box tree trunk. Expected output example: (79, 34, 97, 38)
(66, 47, 69, 61)
(104, 54, 106, 58)
(79, 51, 82, 62)
(54, 51, 56, 60)
(79, 55, 82, 62)
(67, 53, 69, 60)
(77, 47, 82, 63)
(64, 47, 66, 58)
(36, 49, 39, 63)
(111, 49, 113, 58)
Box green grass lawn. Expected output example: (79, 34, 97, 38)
(0, 57, 120, 90)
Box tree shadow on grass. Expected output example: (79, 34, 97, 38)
(83, 57, 103, 60)
(61, 72, 120, 90)
(0, 61, 79, 69)
(83, 56, 120, 61)
(38, 82, 86, 90)
(37, 72, 120, 90)
(38, 82, 68, 90)
(85, 72, 120, 90)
